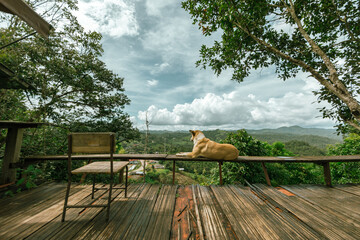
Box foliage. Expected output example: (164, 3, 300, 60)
(212, 130, 269, 184)
(211, 130, 324, 185)
(251, 133, 340, 150)
(132, 169, 173, 184)
(285, 140, 326, 156)
(327, 133, 360, 183)
(182, 0, 360, 133)
(16, 165, 42, 190)
(123, 129, 338, 184)
(0, 0, 139, 185)
(0, 0, 138, 137)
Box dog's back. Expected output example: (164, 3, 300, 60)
(196, 138, 239, 160)
(177, 130, 239, 160)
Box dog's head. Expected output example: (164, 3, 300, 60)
(189, 130, 205, 142)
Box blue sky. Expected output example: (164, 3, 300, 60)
(74, 0, 336, 131)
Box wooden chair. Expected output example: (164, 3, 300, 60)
(62, 132, 128, 222)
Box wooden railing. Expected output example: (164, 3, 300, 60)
(3, 154, 357, 187)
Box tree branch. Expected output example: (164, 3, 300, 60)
(283, 0, 360, 120)
(346, 120, 360, 131)
(284, 0, 339, 84)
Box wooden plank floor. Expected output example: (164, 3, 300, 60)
(0, 183, 359, 239)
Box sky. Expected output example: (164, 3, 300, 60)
(73, 0, 336, 131)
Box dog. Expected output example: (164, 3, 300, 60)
(176, 130, 239, 160)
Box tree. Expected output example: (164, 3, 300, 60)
(212, 130, 325, 185)
(182, 0, 360, 133)
(0, 0, 137, 139)
(327, 133, 360, 183)
(214, 130, 271, 184)
(285, 140, 326, 156)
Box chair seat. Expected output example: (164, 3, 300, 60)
(71, 161, 129, 174)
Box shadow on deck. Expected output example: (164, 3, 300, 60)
(1, 182, 360, 239)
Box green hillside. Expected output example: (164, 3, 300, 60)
(123, 126, 342, 156)
(250, 133, 340, 150)
(247, 125, 341, 141)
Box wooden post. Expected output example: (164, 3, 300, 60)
(80, 159, 92, 184)
(119, 168, 124, 184)
(1, 127, 24, 185)
(219, 161, 223, 185)
(323, 162, 332, 187)
(143, 160, 146, 183)
(261, 162, 271, 186)
(172, 160, 175, 185)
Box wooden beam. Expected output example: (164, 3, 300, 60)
(119, 168, 124, 184)
(1, 127, 24, 184)
(0, 0, 53, 38)
(261, 162, 271, 186)
(172, 160, 176, 185)
(0, 120, 46, 129)
(23, 153, 360, 163)
(323, 162, 332, 187)
(219, 161, 223, 185)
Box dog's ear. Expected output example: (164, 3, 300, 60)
(189, 130, 195, 135)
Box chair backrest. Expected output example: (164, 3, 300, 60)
(68, 132, 115, 154)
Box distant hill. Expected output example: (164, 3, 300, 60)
(141, 126, 342, 154)
(247, 125, 341, 140)
(249, 133, 339, 150)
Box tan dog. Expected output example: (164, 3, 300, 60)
(176, 130, 239, 160)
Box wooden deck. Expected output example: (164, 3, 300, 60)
(1, 182, 360, 239)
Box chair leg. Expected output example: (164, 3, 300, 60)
(125, 165, 128, 198)
(106, 174, 113, 221)
(119, 169, 124, 184)
(62, 175, 72, 222)
(92, 174, 96, 199)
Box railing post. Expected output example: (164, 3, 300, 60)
(219, 161, 223, 185)
(143, 160, 146, 183)
(323, 162, 332, 187)
(1, 127, 24, 185)
(261, 162, 271, 186)
(172, 160, 175, 185)
(119, 168, 124, 184)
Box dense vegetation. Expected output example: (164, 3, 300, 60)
(122, 128, 358, 186)
(182, 0, 360, 134)
(0, 122, 358, 194)
(327, 134, 360, 184)
(0, 0, 139, 193)
(0, 0, 139, 145)
(1, 1, 359, 193)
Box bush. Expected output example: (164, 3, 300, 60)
(327, 134, 360, 184)
(214, 130, 324, 185)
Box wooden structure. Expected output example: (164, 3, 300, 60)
(62, 133, 129, 222)
(0, 0, 53, 90)
(0, 182, 359, 239)
(0, 120, 47, 185)
(0, 0, 53, 38)
(20, 153, 360, 187)
(0, 63, 35, 89)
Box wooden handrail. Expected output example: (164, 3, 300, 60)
(11, 154, 360, 187)
(21, 154, 360, 163)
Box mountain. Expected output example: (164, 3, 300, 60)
(143, 126, 342, 152)
(246, 125, 342, 141)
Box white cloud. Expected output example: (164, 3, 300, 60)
(75, 0, 139, 38)
(150, 62, 170, 75)
(145, 0, 175, 16)
(147, 79, 159, 86)
(78, 0, 336, 131)
(137, 90, 334, 130)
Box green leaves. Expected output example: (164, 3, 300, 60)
(0, 0, 137, 137)
(182, 0, 360, 132)
(327, 133, 360, 183)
